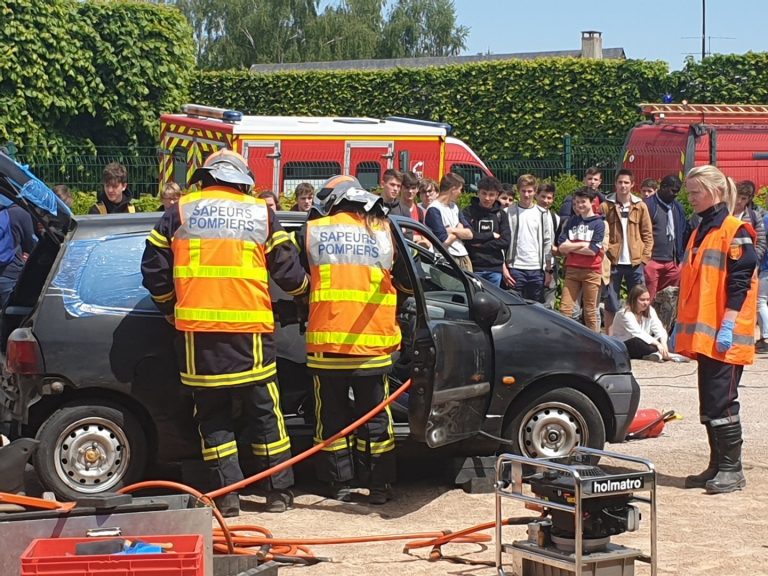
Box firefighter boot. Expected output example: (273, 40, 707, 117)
(214, 493, 241, 518)
(684, 424, 718, 488)
(705, 422, 747, 494)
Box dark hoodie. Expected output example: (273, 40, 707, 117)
(461, 197, 511, 272)
(88, 190, 135, 215)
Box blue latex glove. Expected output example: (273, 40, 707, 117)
(715, 320, 735, 353)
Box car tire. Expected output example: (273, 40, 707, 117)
(503, 388, 605, 460)
(34, 402, 147, 501)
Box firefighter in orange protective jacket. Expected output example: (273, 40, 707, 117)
(303, 176, 411, 505)
(140, 150, 309, 517)
(676, 165, 757, 494)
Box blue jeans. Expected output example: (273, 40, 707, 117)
(509, 268, 545, 303)
(605, 264, 645, 313)
(475, 270, 503, 287)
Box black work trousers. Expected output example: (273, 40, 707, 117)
(312, 372, 396, 486)
(193, 381, 293, 492)
(696, 354, 743, 424)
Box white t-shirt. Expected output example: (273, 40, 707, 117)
(513, 205, 545, 270)
(430, 199, 468, 257)
(618, 202, 632, 265)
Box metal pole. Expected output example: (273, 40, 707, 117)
(701, 0, 706, 60)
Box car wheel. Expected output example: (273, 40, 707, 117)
(503, 388, 605, 459)
(34, 402, 147, 501)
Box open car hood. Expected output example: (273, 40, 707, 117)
(0, 151, 73, 242)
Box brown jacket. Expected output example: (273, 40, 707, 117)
(601, 194, 653, 266)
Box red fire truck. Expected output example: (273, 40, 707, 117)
(621, 103, 768, 188)
(159, 104, 492, 196)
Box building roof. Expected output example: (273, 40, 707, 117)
(249, 48, 627, 74)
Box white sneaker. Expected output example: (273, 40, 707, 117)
(668, 353, 691, 363)
(642, 351, 663, 362)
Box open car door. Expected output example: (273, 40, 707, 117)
(389, 216, 498, 448)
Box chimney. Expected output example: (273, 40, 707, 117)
(581, 31, 603, 60)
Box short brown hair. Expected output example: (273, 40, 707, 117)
(439, 172, 464, 193)
(537, 182, 555, 195)
(103, 162, 127, 184)
(516, 174, 537, 189)
(402, 171, 419, 188)
(382, 168, 403, 184)
(294, 182, 314, 199)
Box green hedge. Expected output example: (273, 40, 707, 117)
(0, 0, 194, 154)
(191, 58, 669, 160)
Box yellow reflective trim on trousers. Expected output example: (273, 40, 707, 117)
(152, 290, 175, 303)
(266, 380, 288, 440)
(185, 332, 196, 375)
(174, 265, 268, 281)
(148, 229, 170, 249)
(250, 435, 291, 457)
(319, 264, 332, 290)
(306, 332, 401, 347)
(252, 333, 262, 373)
(181, 363, 277, 387)
(315, 436, 352, 452)
(355, 437, 395, 454)
(310, 289, 397, 306)
(176, 307, 273, 323)
(285, 275, 308, 296)
(306, 353, 392, 370)
(313, 375, 323, 442)
(202, 440, 238, 461)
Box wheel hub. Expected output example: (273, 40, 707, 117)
(520, 402, 588, 459)
(53, 417, 131, 493)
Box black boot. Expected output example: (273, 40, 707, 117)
(705, 422, 746, 494)
(214, 492, 240, 518)
(684, 424, 718, 488)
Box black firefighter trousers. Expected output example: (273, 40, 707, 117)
(193, 381, 293, 492)
(313, 372, 396, 487)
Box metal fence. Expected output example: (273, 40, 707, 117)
(6, 136, 626, 196)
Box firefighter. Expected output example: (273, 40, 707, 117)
(676, 165, 757, 494)
(140, 150, 309, 516)
(303, 176, 410, 504)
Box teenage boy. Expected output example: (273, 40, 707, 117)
(400, 171, 424, 222)
(644, 175, 687, 301)
(89, 162, 136, 214)
(601, 169, 653, 335)
(536, 183, 560, 309)
(503, 174, 552, 302)
(640, 178, 659, 199)
(379, 169, 410, 218)
(734, 180, 766, 261)
(462, 176, 511, 286)
(424, 173, 473, 271)
(559, 167, 606, 218)
(291, 182, 314, 212)
(498, 183, 515, 208)
(558, 187, 605, 333)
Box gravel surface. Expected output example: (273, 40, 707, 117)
(231, 355, 768, 576)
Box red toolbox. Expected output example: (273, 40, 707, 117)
(20, 534, 204, 576)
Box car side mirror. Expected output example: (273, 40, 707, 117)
(471, 291, 502, 329)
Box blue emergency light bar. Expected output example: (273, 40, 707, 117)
(182, 104, 243, 123)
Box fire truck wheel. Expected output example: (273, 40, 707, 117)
(503, 388, 606, 460)
(34, 401, 147, 501)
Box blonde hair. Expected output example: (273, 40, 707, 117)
(517, 174, 537, 189)
(160, 181, 182, 199)
(685, 165, 737, 213)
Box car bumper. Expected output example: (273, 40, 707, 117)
(597, 373, 641, 443)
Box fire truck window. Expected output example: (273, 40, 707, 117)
(356, 161, 380, 190)
(173, 147, 187, 187)
(450, 164, 485, 192)
(283, 161, 341, 196)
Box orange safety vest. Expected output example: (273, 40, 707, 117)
(172, 187, 273, 333)
(305, 212, 401, 358)
(676, 215, 757, 365)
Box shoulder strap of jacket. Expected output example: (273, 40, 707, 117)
(128, 204, 136, 213)
(96, 202, 107, 215)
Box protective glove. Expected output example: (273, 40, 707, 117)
(715, 320, 735, 353)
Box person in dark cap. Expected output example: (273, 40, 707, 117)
(644, 174, 689, 301)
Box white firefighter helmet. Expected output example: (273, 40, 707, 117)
(189, 149, 254, 188)
(312, 175, 386, 217)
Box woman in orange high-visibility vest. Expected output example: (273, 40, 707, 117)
(303, 176, 411, 506)
(676, 165, 758, 494)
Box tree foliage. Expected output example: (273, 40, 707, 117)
(0, 0, 195, 154)
(191, 58, 669, 159)
(670, 52, 768, 104)
(167, 0, 468, 69)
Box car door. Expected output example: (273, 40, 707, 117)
(389, 216, 495, 448)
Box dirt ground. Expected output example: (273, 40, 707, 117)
(232, 356, 768, 576)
